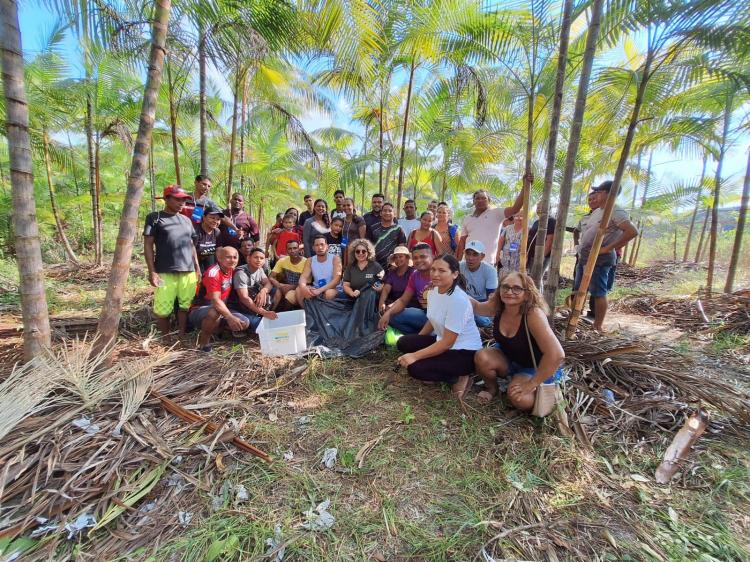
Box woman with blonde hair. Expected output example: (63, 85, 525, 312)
(342, 238, 383, 300)
(471, 271, 564, 412)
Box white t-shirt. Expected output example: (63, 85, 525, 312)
(461, 207, 507, 264)
(426, 286, 482, 351)
(399, 218, 421, 240)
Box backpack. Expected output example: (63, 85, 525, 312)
(448, 224, 458, 251)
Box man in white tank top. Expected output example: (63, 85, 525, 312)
(290, 234, 342, 306)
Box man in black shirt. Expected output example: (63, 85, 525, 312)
(367, 202, 407, 269)
(363, 193, 385, 228)
(144, 185, 201, 337)
(298, 194, 314, 227)
(193, 203, 223, 273)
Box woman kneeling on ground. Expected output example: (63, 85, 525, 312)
(472, 271, 564, 411)
(396, 254, 482, 399)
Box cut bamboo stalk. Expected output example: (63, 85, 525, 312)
(655, 410, 708, 484)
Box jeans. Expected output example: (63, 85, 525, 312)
(389, 307, 427, 334)
(474, 314, 493, 328)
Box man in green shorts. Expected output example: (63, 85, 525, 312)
(143, 185, 201, 337)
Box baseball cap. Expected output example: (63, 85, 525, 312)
(465, 240, 486, 254)
(203, 202, 225, 217)
(161, 184, 190, 199)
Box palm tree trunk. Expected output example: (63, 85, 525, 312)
(81, 2, 101, 265)
(227, 66, 241, 204)
(361, 121, 368, 207)
(622, 151, 643, 263)
(396, 56, 416, 213)
(683, 154, 707, 261)
(86, 96, 101, 263)
(518, 90, 534, 274)
(166, 60, 181, 186)
(566, 6, 646, 339)
(198, 27, 208, 176)
(723, 146, 748, 293)
(378, 95, 384, 195)
(239, 77, 247, 193)
(531, 0, 572, 284)
(695, 204, 710, 262)
(43, 130, 79, 265)
(707, 92, 732, 294)
(631, 229, 643, 266)
(95, 0, 172, 354)
(94, 137, 103, 265)
(628, 152, 652, 266)
(149, 140, 156, 213)
(544, 0, 604, 311)
(1, 0, 52, 359)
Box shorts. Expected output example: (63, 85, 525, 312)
(188, 305, 248, 330)
(573, 261, 613, 298)
(153, 271, 198, 317)
(508, 361, 562, 384)
(491, 344, 562, 384)
(234, 312, 263, 332)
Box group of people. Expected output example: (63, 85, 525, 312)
(143, 176, 636, 413)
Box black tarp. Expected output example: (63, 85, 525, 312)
(302, 289, 384, 357)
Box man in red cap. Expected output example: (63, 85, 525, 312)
(143, 185, 201, 337)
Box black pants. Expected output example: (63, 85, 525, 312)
(397, 335, 477, 384)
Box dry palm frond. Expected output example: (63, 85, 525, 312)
(114, 370, 154, 435)
(42, 335, 119, 407)
(561, 334, 750, 439)
(0, 357, 62, 442)
(612, 290, 750, 336)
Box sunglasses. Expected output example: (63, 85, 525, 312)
(500, 284, 526, 295)
(354, 248, 368, 255)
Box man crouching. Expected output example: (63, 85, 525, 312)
(189, 246, 249, 352)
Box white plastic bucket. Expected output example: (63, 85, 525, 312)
(256, 310, 307, 356)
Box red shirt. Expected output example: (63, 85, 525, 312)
(407, 229, 438, 255)
(275, 229, 303, 257)
(192, 264, 233, 309)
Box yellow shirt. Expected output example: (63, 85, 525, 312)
(272, 256, 307, 285)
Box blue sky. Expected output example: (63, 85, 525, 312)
(18, 3, 750, 206)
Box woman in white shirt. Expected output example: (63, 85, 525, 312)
(396, 254, 482, 399)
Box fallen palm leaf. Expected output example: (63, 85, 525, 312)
(90, 462, 168, 532)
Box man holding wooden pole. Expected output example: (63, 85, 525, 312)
(567, 181, 638, 336)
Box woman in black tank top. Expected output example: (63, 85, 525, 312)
(470, 271, 564, 412)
